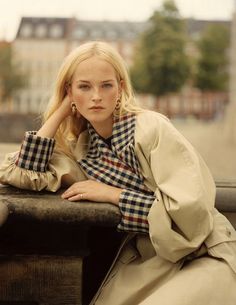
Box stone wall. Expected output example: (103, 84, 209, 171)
(0, 114, 41, 143)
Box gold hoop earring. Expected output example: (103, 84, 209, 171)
(114, 98, 121, 116)
(71, 103, 77, 116)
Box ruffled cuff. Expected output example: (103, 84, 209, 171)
(15, 131, 55, 172)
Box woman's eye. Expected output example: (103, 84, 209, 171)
(78, 85, 90, 90)
(102, 83, 113, 88)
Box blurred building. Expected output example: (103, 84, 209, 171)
(12, 17, 71, 113)
(185, 18, 230, 57)
(12, 17, 144, 114)
(0, 40, 12, 111)
(9, 16, 231, 117)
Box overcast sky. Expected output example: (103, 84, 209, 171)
(0, 0, 235, 41)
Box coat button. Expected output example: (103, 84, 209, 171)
(226, 228, 232, 237)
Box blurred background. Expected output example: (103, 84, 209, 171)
(0, 0, 235, 183)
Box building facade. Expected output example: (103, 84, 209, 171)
(12, 17, 74, 113)
(9, 16, 231, 117)
(12, 17, 144, 114)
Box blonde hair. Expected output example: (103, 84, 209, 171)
(44, 41, 142, 156)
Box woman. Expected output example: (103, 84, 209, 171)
(0, 41, 236, 305)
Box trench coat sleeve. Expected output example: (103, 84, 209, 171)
(143, 113, 215, 263)
(0, 142, 86, 192)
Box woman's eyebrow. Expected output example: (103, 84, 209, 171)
(101, 79, 115, 83)
(75, 79, 115, 84)
(76, 80, 90, 83)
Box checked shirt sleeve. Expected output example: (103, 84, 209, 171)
(117, 190, 156, 234)
(15, 131, 55, 172)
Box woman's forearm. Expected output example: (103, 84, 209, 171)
(36, 108, 66, 138)
(37, 96, 71, 138)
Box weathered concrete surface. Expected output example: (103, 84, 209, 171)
(0, 185, 121, 226)
(0, 199, 8, 226)
(0, 185, 122, 305)
(0, 183, 236, 228)
(216, 182, 236, 212)
(215, 182, 236, 228)
(0, 255, 83, 305)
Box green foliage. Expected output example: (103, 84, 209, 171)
(0, 43, 27, 103)
(131, 0, 190, 96)
(195, 24, 230, 91)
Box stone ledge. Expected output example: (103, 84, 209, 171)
(1, 182, 236, 227)
(216, 187, 236, 212)
(0, 185, 121, 227)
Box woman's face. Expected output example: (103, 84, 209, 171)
(69, 55, 122, 137)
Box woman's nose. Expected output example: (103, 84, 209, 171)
(91, 89, 102, 102)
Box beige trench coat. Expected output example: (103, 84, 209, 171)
(1, 111, 236, 304)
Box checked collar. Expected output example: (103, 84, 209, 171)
(86, 113, 136, 155)
(78, 113, 150, 191)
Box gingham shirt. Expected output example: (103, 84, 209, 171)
(79, 114, 155, 233)
(16, 114, 156, 234)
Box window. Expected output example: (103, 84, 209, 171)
(20, 24, 32, 38)
(106, 30, 118, 40)
(90, 29, 103, 39)
(35, 24, 47, 38)
(73, 28, 86, 40)
(50, 24, 63, 38)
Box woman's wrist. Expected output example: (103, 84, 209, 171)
(109, 187, 123, 205)
(36, 95, 72, 139)
(37, 107, 68, 138)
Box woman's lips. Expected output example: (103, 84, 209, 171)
(89, 106, 104, 110)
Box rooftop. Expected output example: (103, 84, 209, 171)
(15, 16, 231, 41)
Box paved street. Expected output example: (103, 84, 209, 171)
(174, 120, 236, 182)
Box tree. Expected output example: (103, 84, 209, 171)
(130, 0, 190, 96)
(0, 42, 26, 104)
(195, 24, 230, 91)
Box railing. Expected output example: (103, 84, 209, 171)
(138, 91, 229, 120)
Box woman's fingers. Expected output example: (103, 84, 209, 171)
(61, 183, 86, 200)
(67, 193, 86, 201)
(61, 190, 85, 201)
(62, 181, 90, 198)
(61, 180, 121, 204)
(62, 186, 79, 198)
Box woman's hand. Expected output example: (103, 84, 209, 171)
(57, 95, 82, 119)
(61, 180, 123, 205)
(37, 95, 80, 138)
(57, 95, 74, 119)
